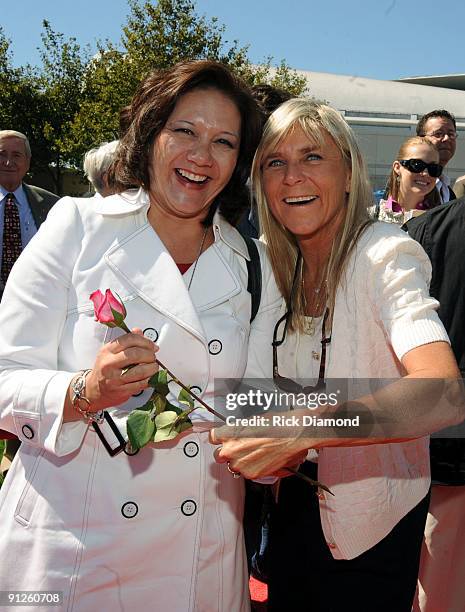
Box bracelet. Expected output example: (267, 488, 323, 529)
(71, 369, 105, 425)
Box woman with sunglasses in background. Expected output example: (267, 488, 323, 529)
(372, 136, 442, 224)
(212, 99, 464, 611)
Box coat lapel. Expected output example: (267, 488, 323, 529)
(187, 244, 241, 312)
(105, 224, 207, 342)
(23, 184, 52, 227)
(100, 190, 247, 342)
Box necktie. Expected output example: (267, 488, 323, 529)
(1, 193, 23, 287)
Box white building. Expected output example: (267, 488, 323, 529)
(297, 70, 465, 190)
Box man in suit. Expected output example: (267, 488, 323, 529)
(0, 130, 59, 462)
(406, 201, 465, 611)
(0, 130, 58, 300)
(416, 110, 458, 203)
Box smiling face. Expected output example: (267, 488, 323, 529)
(394, 143, 440, 205)
(148, 87, 241, 221)
(261, 125, 351, 242)
(0, 136, 30, 192)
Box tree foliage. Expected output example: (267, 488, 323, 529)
(1, 1, 307, 194)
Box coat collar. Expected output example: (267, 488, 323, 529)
(95, 188, 250, 260)
(94, 188, 149, 215)
(102, 190, 249, 341)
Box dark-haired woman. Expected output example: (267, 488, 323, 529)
(0, 61, 280, 611)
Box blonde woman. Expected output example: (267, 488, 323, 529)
(212, 100, 464, 611)
(372, 136, 442, 224)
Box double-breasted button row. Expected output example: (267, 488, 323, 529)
(120, 497, 198, 519)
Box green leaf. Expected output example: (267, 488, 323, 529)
(177, 416, 193, 433)
(178, 387, 194, 408)
(148, 370, 170, 396)
(127, 409, 156, 449)
(135, 399, 153, 412)
(153, 393, 166, 415)
(165, 400, 183, 416)
(154, 410, 181, 442)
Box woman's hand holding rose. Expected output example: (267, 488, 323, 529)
(85, 328, 159, 412)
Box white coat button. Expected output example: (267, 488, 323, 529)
(208, 339, 222, 355)
(124, 442, 139, 456)
(183, 441, 199, 457)
(190, 386, 202, 394)
(121, 501, 139, 518)
(143, 327, 159, 342)
(22, 425, 34, 439)
(181, 500, 197, 516)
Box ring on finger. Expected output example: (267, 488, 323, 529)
(213, 445, 223, 460)
(227, 462, 241, 479)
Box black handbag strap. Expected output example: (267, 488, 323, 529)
(243, 235, 262, 323)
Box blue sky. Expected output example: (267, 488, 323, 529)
(3, 0, 465, 80)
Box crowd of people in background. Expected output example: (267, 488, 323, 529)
(0, 63, 464, 612)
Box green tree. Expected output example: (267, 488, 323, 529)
(0, 23, 89, 194)
(2, 2, 307, 190)
(33, 20, 90, 193)
(0, 28, 39, 138)
(67, 0, 307, 159)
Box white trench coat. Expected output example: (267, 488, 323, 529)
(0, 189, 281, 612)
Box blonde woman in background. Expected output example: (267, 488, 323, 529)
(372, 136, 442, 224)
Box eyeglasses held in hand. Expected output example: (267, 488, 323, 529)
(399, 158, 443, 178)
(272, 252, 331, 396)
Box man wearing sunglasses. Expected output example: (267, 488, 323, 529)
(417, 109, 457, 203)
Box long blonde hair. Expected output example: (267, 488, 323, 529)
(251, 98, 373, 331)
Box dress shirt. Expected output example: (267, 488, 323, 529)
(0, 185, 38, 270)
(437, 174, 452, 203)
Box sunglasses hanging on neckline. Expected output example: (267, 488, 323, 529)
(272, 252, 331, 396)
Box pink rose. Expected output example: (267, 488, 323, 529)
(90, 289, 128, 330)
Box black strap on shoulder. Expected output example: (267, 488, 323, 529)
(242, 235, 262, 323)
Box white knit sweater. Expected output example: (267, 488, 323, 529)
(247, 221, 452, 559)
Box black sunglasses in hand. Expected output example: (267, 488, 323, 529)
(272, 252, 331, 397)
(399, 158, 443, 178)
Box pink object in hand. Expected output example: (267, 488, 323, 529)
(89, 289, 127, 327)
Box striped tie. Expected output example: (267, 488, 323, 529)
(1, 193, 23, 287)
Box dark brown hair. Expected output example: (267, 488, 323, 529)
(111, 60, 263, 225)
(416, 109, 456, 135)
(250, 83, 292, 118)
